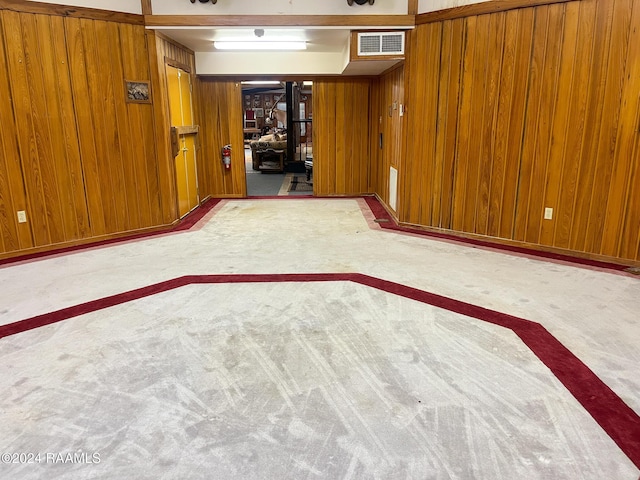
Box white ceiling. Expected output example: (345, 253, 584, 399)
(155, 27, 351, 54)
(154, 27, 404, 76)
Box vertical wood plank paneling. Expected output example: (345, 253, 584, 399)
(400, 29, 418, 220)
(2, 0, 640, 263)
(439, 19, 464, 230)
(0, 11, 31, 252)
(553, 0, 596, 249)
(525, 4, 564, 244)
(569, 0, 615, 252)
(476, 12, 506, 236)
(229, 82, 246, 196)
(95, 20, 128, 233)
(146, 30, 177, 221)
(400, 0, 640, 263)
(49, 15, 90, 240)
(336, 82, 346, 194)
(359, 81, 371, 194)
(29, 14, 69, 244)
(539, 2, 578, 246)
(312, 78, 371, 196)
(4, 10, 49, 246)
(513, 6, 549, 242)
(583, 0, 632, 253)
(122, 23, 153, 227)
(319, 80, 331, 196)
(499, 8, 534, 239)
(65, 15, 106, 236)
(450, 16, 476, 231)
(369, 77, 381, 195)
(107, 21, 140, 230)
(327, 81, 337, 194)
(132, 25, 163, 225)
(616, 0, 640, 260)
(419, 23, 442, 227)
(0, 8, 174, 259)
(81, 18, 113, 233)
(371, 65, 404, 210)
(432, 20, 452, 227)
(488, 9, 518, 237)
(462, 14, 490, 234)
(195, 78, 245, 198)
(400, 30, 415, 220)
(605, 0, 640, 258)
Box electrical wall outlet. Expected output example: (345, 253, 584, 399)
(17, 210, 27, 223)
(544, 207, 553, 220)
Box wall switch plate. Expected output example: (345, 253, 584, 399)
(544, 207, 553, 220)
(17, 210, 27, 223)
(399, 104, 404, 116)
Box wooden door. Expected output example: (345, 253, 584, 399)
(166, 64, 199, 217)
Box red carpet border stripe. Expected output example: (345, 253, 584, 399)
(0, 198, 222, 267)
(1, 196, 633, 273)
(363, 196, 631, 272)
(0, 272, 638, 468)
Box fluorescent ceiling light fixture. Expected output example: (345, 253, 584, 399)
(214, 41, 307, 51)
(241, 81, 281, 85)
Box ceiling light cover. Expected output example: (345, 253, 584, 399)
(214, 41, 307, 51)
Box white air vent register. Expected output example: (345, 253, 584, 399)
(357, 32, 405, 56)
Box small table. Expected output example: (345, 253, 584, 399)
(258, 149, 285, 173)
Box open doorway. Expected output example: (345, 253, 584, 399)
(242, 80, 313, 196)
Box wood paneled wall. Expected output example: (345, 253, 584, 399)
(196, 78, 246, 198)
(370, 66, 405, 210)
(313, 79, 373, 196)
(0, 8, 169, 257)
(402, 0, 640, 262)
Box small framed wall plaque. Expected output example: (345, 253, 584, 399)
(125, 80, 151, 103)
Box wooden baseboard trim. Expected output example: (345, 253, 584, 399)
(371, 195, 639, 269)
(0, 198, 222, 265)
(399, 221, 640, 268)
(0, 224, 171, 263)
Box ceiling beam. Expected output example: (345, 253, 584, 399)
(141, 0, 152, 16)
(145, 14, 415, 28)
(416, 0, 572, 24)
(0, 0, 143, 24)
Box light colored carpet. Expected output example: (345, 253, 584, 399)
(1, 199, 638, 479)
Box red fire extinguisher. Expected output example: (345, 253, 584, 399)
(221, 144, 231, 170)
